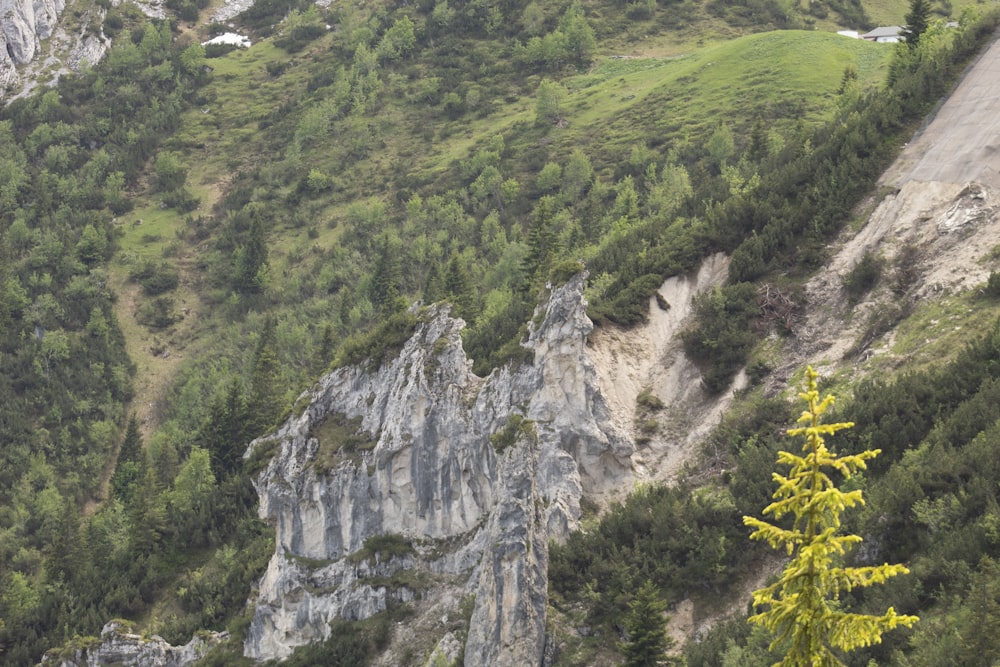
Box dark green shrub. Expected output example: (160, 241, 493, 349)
(588, 273, 664, 326)
(681, 282, 760, 394)
(335, 309, 421, 370)
(130, 259, 180, 295)
(465, 296, 535, 376)
(636, 387, 664, 411)
(984, 271, 1000, 298)
(161, 187, 200, 212)
(490, 414, 535, 453)
(205, 43, 238, 58)
(136, 295, 178, 328)
(843, 250, 883, 302)
(548, 259, 585, 287)
(349, 533, 414, 564)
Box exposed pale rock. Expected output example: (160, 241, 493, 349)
(0, 0, 169, 99)
(425, 632, 464, 667)
(463, 433, 548, 667)
(244, 274, 633, 664)
(41, 621, 227, 667)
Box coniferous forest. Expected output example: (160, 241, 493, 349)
(0, 0, 999, 661)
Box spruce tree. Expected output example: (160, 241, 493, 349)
(234, 215, 269, 294)
(247, 316, 283, 436)
(314, 323, 336, 374)
(199, 378, 250, 476)
(111, 414, 143, 503)
(743, 367, 918, 666)
(621, 580, 676, 667)
(118, 413, 142, 466)
(444, 253, 476, 320)
(370, 232, 402, 311)
(903, 0, 931, 47)
(521, 196, 559, 288)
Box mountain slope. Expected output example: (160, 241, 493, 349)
(2, 0, 1000, 663)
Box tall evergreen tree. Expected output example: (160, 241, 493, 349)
(521, 196, 560, 288)
(119, 413, 143, 466)
(621, 580, 676, 667)
(444, 253, 476, 320)
(369, 232, 402, 311)
(199, 378, 251, 477)
(903, 0, 931, 47)
(424, 259, 444, 304)
(314, 323, 336, 375)
(128, 465, 167, 557)
(743, 368, 918, 666)
(247, 317, 283, 436)
(111, 414, 144, 503)
(234, 215, 269, 294)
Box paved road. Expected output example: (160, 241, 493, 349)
(884, 30, 1000, 188)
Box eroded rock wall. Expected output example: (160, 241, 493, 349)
(40, 622, 226, 667)
(244, 274, 633, 664)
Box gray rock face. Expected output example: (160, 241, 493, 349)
(41, 621, 227, 667)
(0, 0, 62, 65)
(245, 274, 633, 664)
(0, 0, 164, 99)
(463, 433, 548, 667)
(0, 0, 59, 87)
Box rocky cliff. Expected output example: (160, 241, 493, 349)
(46, 260, 730, 667)
(242, 273, 634, 664)
(0, 0, 64, 67)
(0, 0, 152, 98)
(40, 621, 227, 667)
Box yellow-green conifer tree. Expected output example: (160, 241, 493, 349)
(744, 367, 918, 666)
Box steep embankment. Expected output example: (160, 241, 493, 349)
(40, 22, 1000, 667)
(585, 32, 1000, 487)
(787, 32, 1000, 378)
(588, 252, 741, 486)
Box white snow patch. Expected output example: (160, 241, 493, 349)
(201, 32, 251, 48)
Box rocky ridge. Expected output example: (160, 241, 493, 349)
(40, 621, 227, 667)
(0, 0, 166, 99)
(243, 273, 634, 664)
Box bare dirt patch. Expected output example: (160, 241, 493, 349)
(587, 252, 744, 485)
(585, 32, 1000, 649)
(785, 27, 1000, 377)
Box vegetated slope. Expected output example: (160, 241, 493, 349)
(0, 0, 992, 660)
(551, 19, 1000, 667)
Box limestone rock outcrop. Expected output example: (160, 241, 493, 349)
(0, 0, 63, 65)
(40, 621, 227, 667)
(0, 0, 63, 87)
(0, 0, 164, 98)
(244, 273, 633, 664)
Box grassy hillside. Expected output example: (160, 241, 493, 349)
(0, 0, 996, 661)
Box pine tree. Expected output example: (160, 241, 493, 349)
(111, 414, 144, 503)
(424, 259, 444, 304)
(370, 232, 402, 311)
(119, 413, 142, 466)
(444, 253, 476, 320)
(128, 465, 167, 557)
(621, 580, 676, 667)
(521, 196, 560, 288)
(314, 323, 336, 374)
(743, 367, 918, 666)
